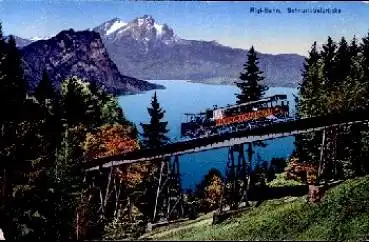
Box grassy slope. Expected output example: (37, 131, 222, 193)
(160, 176, 369, 241)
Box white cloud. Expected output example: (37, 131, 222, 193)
(362, 1, 369, 3)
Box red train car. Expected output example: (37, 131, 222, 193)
(181, 95, 290, 138)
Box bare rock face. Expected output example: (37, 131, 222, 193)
(21, 29, 164, 95)
(94, 15, 305, 87)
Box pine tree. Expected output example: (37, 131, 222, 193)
(55, 78, 133, 239)
(348, 35, 363, 88)
(33, 69, 62, 152)
(0, 34, 34, 239)
(361, 31, 369, 81)
(349, 35, 360, 58)
(1, 67, 60, 240)
(139, 92, 169, 221)
(1, 35, 28, 121)
(0, 33, 28, 173)
(361, 32, 369, 109)
(235, 46, 268, 104)
(295, 42, 324, 166)
(295, 35, 369, 181)
(298, 41, 324, 117)
(339, 35, 369, 178)
(32, 69, 63, 172)
(321, 37, 344, 114)
(34, 70, 55, 104)
(335, 37, 351, 81)
(61, 77, 94, 128)
(233, 46, 268, 207)
(140, 92, 169, 149)
(321, 36, 337, 86)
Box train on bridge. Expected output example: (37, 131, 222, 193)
(116, 94, 291, 153)
(180, 94, 290, 138)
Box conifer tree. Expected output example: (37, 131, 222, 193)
(349, 35, 360, 59)
(0, 34, 28, 175)
(348, 36, 363, 87)
(295, 42, 324, 165)
(139, 92, 169, 221)
(1, 35, 28, 121)
(361, 32, 369, 108)
(298, 41, 323, 117)
(235, 46, 267, 104)
(361, 31, 369, 81)
(34, 70, 55, 105)
(233, 46, 268, 207)
(0, 24, 10, 235)
(32, 69, 63, 178)
(343, 33, 369, 177)
(295, 35, 369, 181)
(0, 34, 33, 239)
(140, 91, 169, 149)
(1, 66, 60, 240)
(0, 23, 5, 85)
(54, 78, 102, 240)
(61, 77, 94, 128)
(335, 37, 351, 81)
(321, 36, 337, 86)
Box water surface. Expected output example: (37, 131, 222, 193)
(118, 80, 298, 189)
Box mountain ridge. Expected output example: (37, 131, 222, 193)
(21, 28, 164, 95)
(93, 15, 305, 88)
(12, 15, 306, 88)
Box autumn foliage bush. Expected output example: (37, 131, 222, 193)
(84, 123, 139, 159)
(202, 175, 223, 211)
(84, 123, 148, 189)
(195, 168, 224, 213)
(285, 157, 318, 184)
(83, 123, 152, 239)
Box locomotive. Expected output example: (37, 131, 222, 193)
(180, 94, 290, 138)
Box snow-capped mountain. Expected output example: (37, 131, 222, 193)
(4, 35, 52, 49)
(93, 15, 305, 87)
(94, 15, 176, 44)
(29, 36, 49, 41)
(94, 17, 127, 36)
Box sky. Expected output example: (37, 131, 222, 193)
(0, 1, 369, 56)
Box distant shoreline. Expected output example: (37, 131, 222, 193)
(185, 79, 298, 89)
(144, 79, 299, 89)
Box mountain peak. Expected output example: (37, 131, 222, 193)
(136, 14, 155, 23)
(94, 15, 176, 44)
(133, 15, 165, 36)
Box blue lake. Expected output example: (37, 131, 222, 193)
(118, 80, 298, 190)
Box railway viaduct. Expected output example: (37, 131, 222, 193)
(82, 109, 369, 227)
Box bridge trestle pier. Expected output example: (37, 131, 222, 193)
(318, 123, 350, 184)
(152, 155, 184, 223)
(82, 166, 128, 223)
(82, 155, 185, 234)
(218, 143, 250, 213)
(315, 121, 366, 184)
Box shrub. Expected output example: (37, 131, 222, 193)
(195, 168, 224, 213)
(285, 157, 317, 184)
